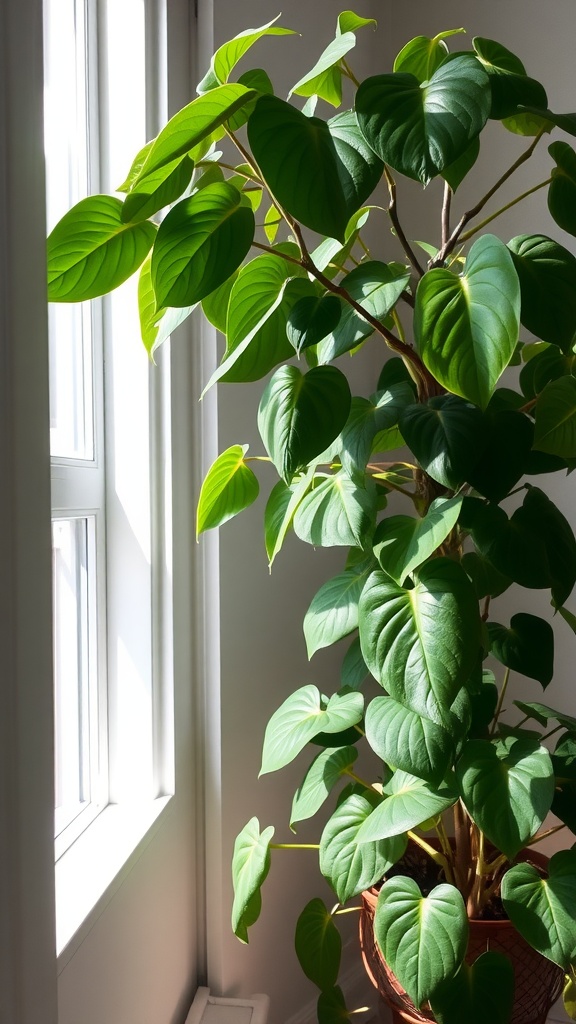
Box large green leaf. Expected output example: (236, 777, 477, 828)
(456, 737, 554, 859)
(231, 817, 274, 942)
(442, 137, 481, 193)
(359, 560, 480, 728)
(138, 256, 197, 358)
(356, 769, 459, 842)
(374, 877, 468, 1007)
(248, 98, 383, 242)
(488, 613, 554, 686)
(260, 685, 364, 775)
(373, 496, 463, 585)
(151, 183, 254, 307)
(319, 790, 407, 903)
(317, 261, 411, 364)
(534, 376, 576, 458)
(197, 17, 296, 93)
(508, 234, 576, 351)
(430, 951, 515, 1024)
(415, 234, 520, 408)
(258, 365, 351, 483)
(290, 746, 358, 828)
(355, 55, 490, 185)
(399, 395, 486, 489)
(196, 444, 259, 536)
(466, 408, 533, 502)
(548, 141, 576, 237)
(472, 37, 547, 120)
(502, 851, 576, 969)
(121, 154, 194, 224)
(393, 30, 465, 82)
(304, 566, 370, 658)
(365, 697, 454, 785)
(201, 271, 238, 333)
(293, 472, 376, 548)
(133, 84, 257, 180)
(295, 898, 341, 991)
(340, 383, 414, 482)
(287, 295, 342, 354)
(47, 195, 156, 302)
(461, 551, 511, 600)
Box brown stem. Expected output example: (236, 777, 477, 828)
(453, 800, 472, 895)
(526, 823, 566, 846)
(384, 165, 425, 277)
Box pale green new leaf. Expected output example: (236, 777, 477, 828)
(293, 472, 376, 548)
(196, 444, 259, 536)
(290, 32, 357, 107)
(356, 770, 459, 843)
(373, 496, 463, 585)
(197, 17, 296, 93)
(393, 29, 465, 82)
(290, 746, 358, 828)
(295, 899, 341, 991)
(260, 685, 363, 775)
(304, 566, 370, 657)
(121, 154, 194, 224)
(231, 817, 274, 942)
(365, 697, 454, 785)
(337, 12, 376, 34)
(502, 850, 576, 969)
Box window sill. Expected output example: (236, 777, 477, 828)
(55, 795, 172, 968)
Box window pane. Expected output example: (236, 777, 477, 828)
(53, 518, 93, 837)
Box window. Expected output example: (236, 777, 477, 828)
(44, 0, 174, 951)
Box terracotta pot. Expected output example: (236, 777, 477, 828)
(359, 848, 564, 1024)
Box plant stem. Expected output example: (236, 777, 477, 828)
(490, 667, 511, 736)
(334, 906, 362, 915)
(341, 58, 361, 88)
(541, 724, 564, 742)
(442, 182, 452, 249)
(251, 239, 303, 266)
(459, 177, 552, 242)
(269, 843, 320, 850)
(519, 396, 538, 414)
(344, 768, 380, 793)
(384, 165, 425, 277)
(526, 823, 567, 846)
(407, 830, 455, 883)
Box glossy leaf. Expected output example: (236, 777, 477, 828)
(320, 790, 407, 903)
(290, 746, 358, 828)
(508, 234, 576, 351)
(260, 685, 363, 775)
(317, 261, 410, 364)
(415, 234, 520, 408)
(513, 700, 576, 734)
(374, 877, 468, 1008)
(337, 12, 376, 34)
(456, 737, 554, 859)
(488, 613, 554, 686)
(196, 444, 259, 536)
(121, 154, 194, 224)
(359, 560, 481, 729)
(365, 697, 454, 784)
(340, 636, 369, 690)
(472, 37, 547, 120)
(356, 56, 490, 185)
(138, 256, 197, 358)
(258, 365, 351, 483)
(340, 383, 414, 482)
(502, 851, 576, 969)
(373, 496, 462, 585)
(134, 84, 257, 180)
(293, 472, 376, 548)
(393, 30, 465, 82)
(442, 137, 480, 192)
(548, 141, 576, 237)
(534, 376, 576, 458)
(197, 17, 296, 93)
(287, 295, 342, 354)
(357, 769, 459, 842)
(152, 183, 254, 307)
(231, 817, 274, 942)
(47, 195, 156, 302)
(430, 951, 515, 1024)
(399, 395, 485, 489)
(290, 32, 357, 107)
(265, 468, 315, 566)
(461, 551, 511, 600)
(201, 272, 238, 333)
(304, 566, 371, 658)
(295, 898, 341, 991)
(248, 98, 383, 242)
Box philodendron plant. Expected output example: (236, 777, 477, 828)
(47, 11, 576, 1023)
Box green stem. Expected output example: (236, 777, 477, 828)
(208, 159, 262, 183)
(407, 830, 454, 883)
(341, 57, 360, 88)
(270, 843, 320, 850)
(344, 768, 380, 792)
(490, 667, 511, 736)
(459, 177, 552, 242)
(334, 906, 361, 915)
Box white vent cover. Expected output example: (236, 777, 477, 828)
(186, 988, 270, 1024)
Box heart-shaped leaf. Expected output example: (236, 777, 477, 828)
(356, 55, 490, 185)
(399, 395, 486, 489)
(393, 30, 465, 82)
(320, 790, 407, 903)
(287, 295, 342, 354)
(472, 37, 547, 120)
(152, 183, 254, 307)
(373, 496, 463, 585)
(260, 685, 364, 776)
(231, 817, 274, 942)
(290, 31, 358, 108)
(197, 17, 296, 93)
(415, 234, 520, 408)
(47, 195, 156, 301)
(548, 141, 576, 238)
(456, 737, 554, 859)
(357, 769, 459, 842)
(508, 234, 576, 351)
(340, 383, 414, 482)
(304, 566, 371, 658)
(196, 444, 259, 536)
(258, 365, 351, 483)
(502, 850, 576, 969)
(359, 560, 481, 729)
(295, 898, 341, 991)
(374, 877, 468, 1007)
(365, 697, 454, 784)
(534, 376, 576, 459)
(488, 613, 554, 686)
(317, 261, 411, 364)
(290, 746, 358, 828)
(293, 472, 376, 548)
(248, 98, 383, 242)
(430, 951, 515, 1024)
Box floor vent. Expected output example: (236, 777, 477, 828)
(186, 988, 269, 1024)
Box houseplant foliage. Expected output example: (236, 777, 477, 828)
(47, 12, 576, 1023)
